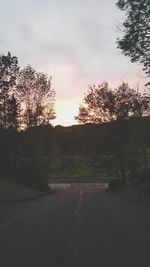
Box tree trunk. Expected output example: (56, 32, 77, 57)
(117, 151, 126, 181)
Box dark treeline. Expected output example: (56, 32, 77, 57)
(0, 52, 55, 191)
(0, 125, 54, 191)
(1, 117, 150, 191)
(55, 117, 150, 184)
(1, 51, 150, 193)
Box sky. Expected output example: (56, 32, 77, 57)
(0, 0, 147, 126)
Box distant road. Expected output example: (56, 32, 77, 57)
(0, 188, 150, 267)
(49, 182, 109, 190)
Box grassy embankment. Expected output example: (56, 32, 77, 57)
(0, 180, 44, 201)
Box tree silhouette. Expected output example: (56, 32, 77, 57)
(75, 82, 114, 123)
(7, 94, 21, 130)
(0, 52, 19, 128)
(75, 82, 150, 123)
(116, 0, 150, 83)
(17, 65, 55, 128)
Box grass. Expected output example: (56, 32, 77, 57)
(0, 180, 44, 201)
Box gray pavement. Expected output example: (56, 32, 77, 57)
(0, 188, 150, 267)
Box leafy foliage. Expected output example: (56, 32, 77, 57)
(75, 82, 150, 123)
(116, 0, 150, 82)
(7, 94, 21, 130)
(17, 65, 56, 128)
(0, 52, 19, 128)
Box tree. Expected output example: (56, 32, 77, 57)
(7, 94, 21, 130)
(0, 52, 19, 128)
(17, 124, 54, 191)
(17, 65, 55, 128)
(75, 82, 114, 123)
(116, 0, 150, 83)
(75, 82, 150, 124)
(114, 82, 149, 119)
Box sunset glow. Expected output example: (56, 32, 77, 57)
(54, 99, 81, 126)
(0, 0, 146, 126)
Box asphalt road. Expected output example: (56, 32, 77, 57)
(0, 188, 150, 267)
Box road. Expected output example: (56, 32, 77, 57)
(0, 188, 150, 267)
